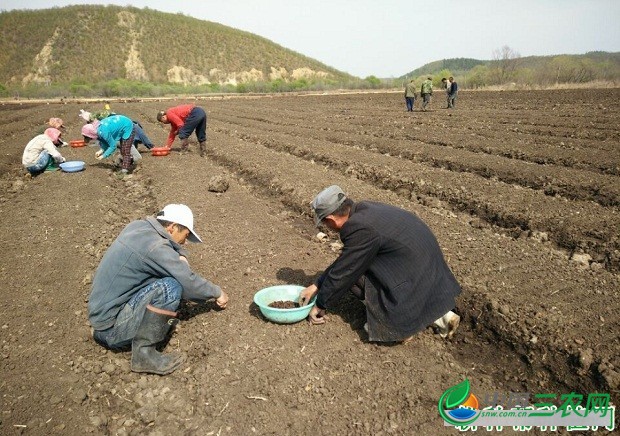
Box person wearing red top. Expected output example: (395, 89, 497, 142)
(157, 105, 208, 157)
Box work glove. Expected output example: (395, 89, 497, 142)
(95, 149, 104, 160)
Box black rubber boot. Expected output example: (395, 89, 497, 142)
(180, 138, 189, 152)
(199, 141, 206, 157)
(131, 309, 184, 375)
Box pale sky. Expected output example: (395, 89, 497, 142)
(2, 0, 619, 78)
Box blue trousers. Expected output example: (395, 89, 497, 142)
(25, 151, 51, 175)
(405, 97, 415, 111)
(93, 277, 182, 350)
(132, 121, 154, 149)
(178, 107, 207, 143)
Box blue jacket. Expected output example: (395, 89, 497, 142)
(88, 216, 222, 330)
(97, 115, 135, 159)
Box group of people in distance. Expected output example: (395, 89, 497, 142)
(404, 76, 459, 112)
(88, 185, 461, 375)
(21, 104, 208, 176)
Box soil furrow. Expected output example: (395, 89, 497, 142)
(204, 128, 620, 399)
(209, 120, 619, 272)
(214, 112, 620, 207)
(214, 97, 619, 172)
(2, 91, 619, 434)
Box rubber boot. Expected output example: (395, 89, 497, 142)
(131, 308, 184, 375)
(199, 141, 206, 157)
(180, 138, 189, 152)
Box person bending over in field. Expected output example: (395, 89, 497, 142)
(88, 204, 229, 375)
(81, 114, 142, 174)
(299, 185, 461, 343)
(157, 104, 208, 157)
(80, 108, 154, 150)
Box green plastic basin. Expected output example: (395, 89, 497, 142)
(253, 285, 316, 324)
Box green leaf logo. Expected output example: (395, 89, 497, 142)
(444, 379, 470, 409)
(438, 379, 480, 426)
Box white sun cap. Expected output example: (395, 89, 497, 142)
(156, 204, 202, 243)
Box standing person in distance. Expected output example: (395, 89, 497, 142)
(447, 76, 458, 109)
(404, 79, 417, 112)
(421, 77, 433, 111)
(157, 105, 208, 157)
(441, 77, 450, 108)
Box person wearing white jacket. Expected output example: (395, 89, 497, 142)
(22, 128, 66, 176)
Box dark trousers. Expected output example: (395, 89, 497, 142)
(350, 276, 366, 300)
(178, 107, 207, 143)
(422, 93, 431, 109)
(448, 94, 457, 108)
(405, 97, 415, 111)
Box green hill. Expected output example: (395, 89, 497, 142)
(402, 58, 485, 79)
(0, 5, 353, 95)
(401, 52, 620, 87)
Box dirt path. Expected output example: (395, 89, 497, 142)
(0, 89, 618, 434)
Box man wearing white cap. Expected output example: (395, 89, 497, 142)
(299, 185, 461, 343)
(88, 204, 228, 375)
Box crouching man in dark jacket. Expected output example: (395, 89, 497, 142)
(88, 204, 228, 375)
(300, 186, 461, 343)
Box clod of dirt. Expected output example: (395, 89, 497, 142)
(10, 179, 25, 193)
(330, 241, 344, 252)
(208, 175, 229, 193)
(316, 232, 328, 242)
(578, 348, 594, 370)
(599, 366, 620, 389)
(570, 252, 592, 266)
(531, 231, 549, 242)
(268, 300, 299, 309)
(82, 273, 93, 285)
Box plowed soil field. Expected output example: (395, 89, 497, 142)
(0, 89, 618, 435)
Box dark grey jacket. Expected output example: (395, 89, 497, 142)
(88, 216, 221, 330)
(316, 201, 461, 342)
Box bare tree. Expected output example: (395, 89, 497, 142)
(490, 45, 521, 84)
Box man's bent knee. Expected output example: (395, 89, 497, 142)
(148, 277, 182, 312)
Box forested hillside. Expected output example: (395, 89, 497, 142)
(0, 5, 355, 97)
(401, 50, 620, 88)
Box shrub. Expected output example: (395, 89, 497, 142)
(364, 75, 381, 88)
